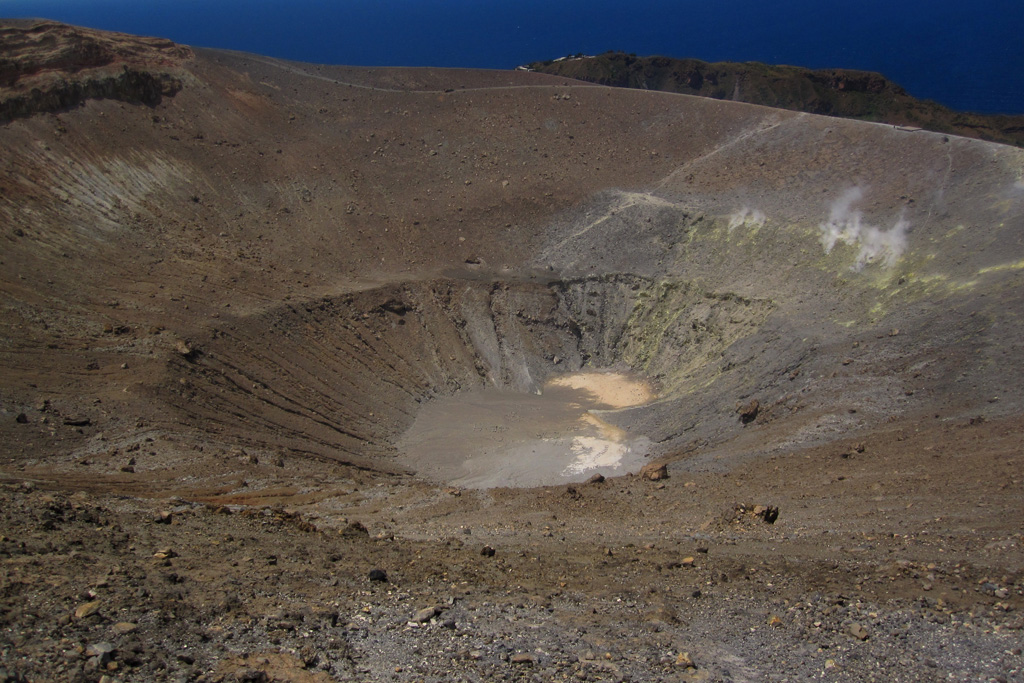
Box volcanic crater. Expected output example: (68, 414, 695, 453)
(2, 20, 1024, 683)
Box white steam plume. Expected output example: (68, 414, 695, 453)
(728, 206, 767, 232)
(819, 187, 908, 270)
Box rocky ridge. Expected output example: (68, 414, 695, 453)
(527, 51, 1024, 147)
(0, 20, 191, 121)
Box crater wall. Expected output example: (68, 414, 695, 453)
(161, 276, 774, 472)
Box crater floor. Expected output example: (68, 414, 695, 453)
(398, 371, 655, 488)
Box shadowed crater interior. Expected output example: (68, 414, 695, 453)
(166, 275, 772, 485)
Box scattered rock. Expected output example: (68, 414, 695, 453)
(510, 653, 535, 664)
(841, 442, 867, 458)
(725, 503, 779, 525)
(111, 622, 137, 635)
(367, 568, 388, 582)
(480, 545, 496, 557)
(63, 416, 91, 427)
(14, 413, 28, 424)
(849, 623, 870, 640)
(412, 606, 440, 623)
(174, 339, 194, 357)
(675, 652, 696, 668)
(74, 600, 101, 619)
(752, 505, 780, 524)
(639, 462, 668, 481)
(643, 607, 679, 624)
(738, 399, 760, 424)
(586, 473, 606, 484)
(341, 521, 369, 537)
(85, 642, 115, 661)
(757, 505, 779, 524)
(154, 511, 172, 524)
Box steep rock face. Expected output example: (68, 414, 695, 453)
(528, 52, 1024, 147)
(528, 53, 908, 108)
(0, 20, 191, 120)
(808, 69, 891, 96)
(0, 67, 184, 120)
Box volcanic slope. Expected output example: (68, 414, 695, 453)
(1, 21, 1024, 683)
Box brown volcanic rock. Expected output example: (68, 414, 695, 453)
(639, 462, 668, 480)
(0, 20, 192, 120)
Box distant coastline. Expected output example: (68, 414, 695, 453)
(2, 0, 1022, 115)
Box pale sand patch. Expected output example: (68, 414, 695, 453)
(545, 372, 654, 408)
(562, 437, 630, 475)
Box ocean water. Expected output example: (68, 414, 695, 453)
(2, 0, 1022, 115)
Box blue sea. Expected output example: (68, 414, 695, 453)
(2, 0, 1022, 115)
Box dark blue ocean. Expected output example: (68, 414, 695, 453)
(3, 0, 1022, 115)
